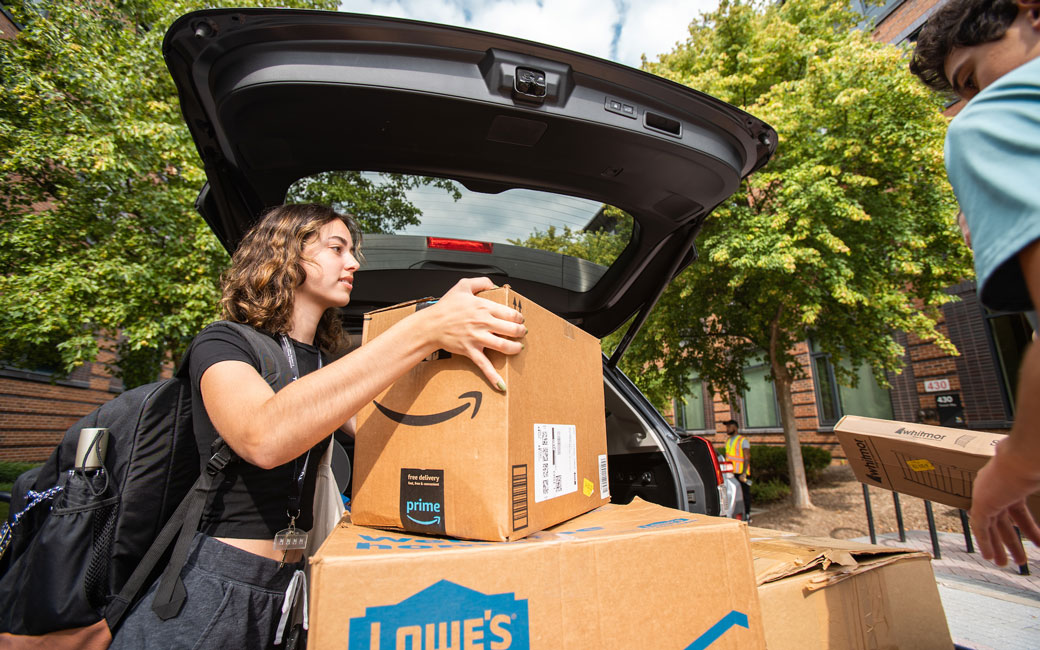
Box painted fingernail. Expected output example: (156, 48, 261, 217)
(497, 380, 507, 392)
(524, 326, 529, 335)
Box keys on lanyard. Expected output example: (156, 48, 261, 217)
(274, 334, 322, 566)
(274, 515, 309, 563)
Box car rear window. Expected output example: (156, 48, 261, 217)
(287, 171, 634, 277)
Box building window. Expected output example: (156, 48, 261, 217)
(1, 342, 63, 378)
(811, 341, 894, 425)
(675, 378, 707, 431)
(742, 358, 779, 429)
(813, 353, 841, 427)
(983, 309, 1034, 415)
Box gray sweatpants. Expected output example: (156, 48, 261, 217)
(110, 533, 304, 650)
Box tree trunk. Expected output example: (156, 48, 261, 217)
(768, 309, 814, 509)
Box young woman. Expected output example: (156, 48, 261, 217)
(110, 203, 525, 648)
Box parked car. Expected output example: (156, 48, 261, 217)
(163, 8, 775, 516)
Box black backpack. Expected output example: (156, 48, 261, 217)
(0, 321, 293, 638)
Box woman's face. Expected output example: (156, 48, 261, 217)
(296, 219, 361, 312)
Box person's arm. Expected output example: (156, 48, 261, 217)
(200, 278, 524, 468)
(970, 240, 1040, 565)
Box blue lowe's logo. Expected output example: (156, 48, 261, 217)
(349, 580, 529, 650)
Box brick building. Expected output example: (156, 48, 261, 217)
(1, 357, 126, 462)
(0, 3, 17, 40)
(674, 0, 1031, 457)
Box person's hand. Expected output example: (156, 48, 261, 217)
(970, 441, 1040, 566)
(421, 277, 526, 390)
(737, 474, 747, 484)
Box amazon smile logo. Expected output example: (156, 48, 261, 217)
(375, 391, 482, 426)
(405, 498, 442, 526)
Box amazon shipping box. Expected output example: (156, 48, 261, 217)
(309, 498, 765, 650)
(834, 415, 1040, 520)
(352, 286, 610, 541)
(749, 528, 951, 650)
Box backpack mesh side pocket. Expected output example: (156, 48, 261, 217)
(86, 498, 118, 610)
(0, 471, 119, 635)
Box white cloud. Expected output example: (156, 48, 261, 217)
(338, 0, 718, 68)
(615, 0, 717, 67)
(465, 0, 620, 61)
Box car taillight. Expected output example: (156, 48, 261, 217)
(703, 439, 724, 486)
(426, 237, 494, 254)
(719, 462, 734, 473)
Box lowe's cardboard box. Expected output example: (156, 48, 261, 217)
(309, 498, 765, 650)
(352, 286, 610, 542)
(834, 415, 1040, 520)
(748, 529, 952, 649)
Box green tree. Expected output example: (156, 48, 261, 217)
(520, 0, 971, 509)
(637, 0, 973, 508)
(0, 1, 450, 387)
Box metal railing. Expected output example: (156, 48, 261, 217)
(861, 485, 1029, 575)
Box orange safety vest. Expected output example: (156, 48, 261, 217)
(725, 434, 749, 476)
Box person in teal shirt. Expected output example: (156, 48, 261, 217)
(911, 0, 1040, 567)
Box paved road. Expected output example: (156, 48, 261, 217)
(852, 530, 1040, 650)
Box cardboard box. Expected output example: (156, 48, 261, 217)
(834, 415, 1040, 519)
(352, 286, 610, 541)
(309, 498, 766, 650)
(749, 529, 952, 650)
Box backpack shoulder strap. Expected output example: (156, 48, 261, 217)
(182, 320, 295, 392)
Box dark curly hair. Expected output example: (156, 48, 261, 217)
(909, 0, 1020, 92)
(221, 203, 363, 356)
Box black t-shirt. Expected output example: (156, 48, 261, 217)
(189, 325, 330, 539)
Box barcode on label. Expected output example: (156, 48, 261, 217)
(598, 454, 610, 499)
(512, 464, 528, 531)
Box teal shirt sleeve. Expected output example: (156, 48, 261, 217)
(945, 56, 1040, 312)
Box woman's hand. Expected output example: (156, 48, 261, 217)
(419, 277, 526, 390)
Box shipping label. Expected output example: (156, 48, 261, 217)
(348, 579, 530, 650)
(533, 424, 577, 503)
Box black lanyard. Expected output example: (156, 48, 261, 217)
(279, 334, 323, 520)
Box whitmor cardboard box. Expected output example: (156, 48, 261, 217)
(748, 529, 952, 650)
(352, 286, 610, 542)
(309, 498, 766, 650)
(834, 415, 1040, 520)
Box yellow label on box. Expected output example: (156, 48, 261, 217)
(582, 478, 594, 497)
(906, 459, 936, 472)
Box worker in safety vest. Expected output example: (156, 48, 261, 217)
(723, 419, 751, 521)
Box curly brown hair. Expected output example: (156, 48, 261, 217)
(909, 0, 1020, 93)
(221, 204, 363, 355)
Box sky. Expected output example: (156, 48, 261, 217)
(337, 0, 721, 69)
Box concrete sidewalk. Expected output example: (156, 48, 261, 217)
(852, 530, 1040, 650)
